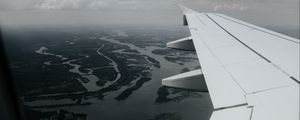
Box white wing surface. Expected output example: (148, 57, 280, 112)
(163, 5, 299, 120)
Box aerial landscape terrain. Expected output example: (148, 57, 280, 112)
(2, 25, 213, 120)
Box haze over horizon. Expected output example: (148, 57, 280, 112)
(0, 0, 299, 38)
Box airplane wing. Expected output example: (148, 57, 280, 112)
(162, 5, 299, 120)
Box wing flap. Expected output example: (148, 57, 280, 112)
(246, 85, 299, 120)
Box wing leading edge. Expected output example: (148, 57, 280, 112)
(163, 5, 299, 120)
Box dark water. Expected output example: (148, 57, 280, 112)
(2, 25, 213, 120)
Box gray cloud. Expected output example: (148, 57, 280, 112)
(34, 0, 83, 10)
(32, 0, 180, 10)
(0, 0, 298, 38)
(0, 0, 253, 11)
(213, 3, 248, 11)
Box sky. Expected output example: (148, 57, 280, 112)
(0, 0, 251, 11)
(0, 0, 299, 37)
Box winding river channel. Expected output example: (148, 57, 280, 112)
(29, 30, 212, 120)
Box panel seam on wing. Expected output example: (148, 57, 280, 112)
(193, 28, 248, 95)
(214, 103, 248, 111)
(246, 84, 296, 94)
(205, 14, 272, 63)
(212, 13, 300, 44)
(205, 13, 299, 85)
(249, 106, 254, 120)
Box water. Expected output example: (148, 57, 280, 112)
(4, 25, 213, 120)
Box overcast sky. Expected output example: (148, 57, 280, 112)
(0, 0, 299, 37)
